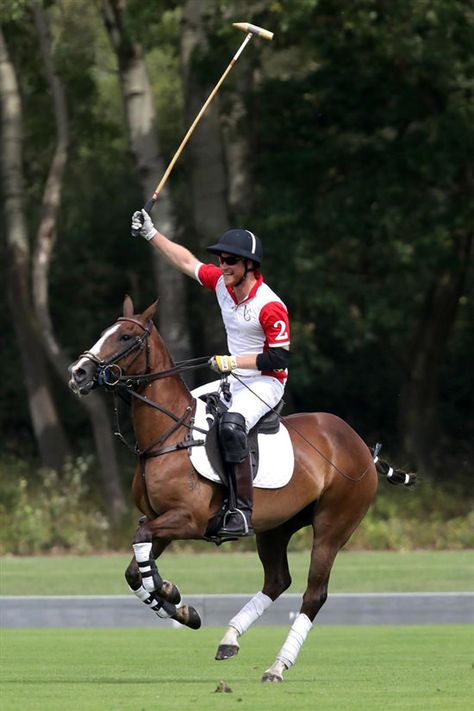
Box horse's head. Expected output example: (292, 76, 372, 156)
(68, 295, 158, 395)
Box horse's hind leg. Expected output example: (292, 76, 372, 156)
(215, 523, 296, 661)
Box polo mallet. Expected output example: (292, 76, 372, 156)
(143, 22, 274, 214)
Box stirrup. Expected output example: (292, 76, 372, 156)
(219, 508, 254, 537)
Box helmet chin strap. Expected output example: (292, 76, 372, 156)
(234, 260, 256, 287)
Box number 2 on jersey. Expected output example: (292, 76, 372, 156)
(273, 320, 289, 341)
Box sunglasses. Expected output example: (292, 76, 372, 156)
(218, 255, 243, 266)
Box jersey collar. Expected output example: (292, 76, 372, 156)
(227, 272, 263, 305)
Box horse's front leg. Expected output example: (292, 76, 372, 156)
(129, 510, 206, 630)
(215, 527, 293, 661)
(126, 535, 181, 604)
(126, 538, 181, 605)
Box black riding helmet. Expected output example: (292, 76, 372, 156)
(207, 228, 263, 267)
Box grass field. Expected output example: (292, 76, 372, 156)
(1, 626, 472, 711)
(1, 550, 472, 596)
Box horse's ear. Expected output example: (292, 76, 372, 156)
(123, 294, 134, 317)
(142, 298, 159, 324)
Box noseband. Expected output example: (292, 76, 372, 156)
(81, 317, 151, 386)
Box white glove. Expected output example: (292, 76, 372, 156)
(209, 355, 238, 373)
(131, 209, 156, 241)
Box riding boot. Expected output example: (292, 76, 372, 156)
(220, 455, 254, 537)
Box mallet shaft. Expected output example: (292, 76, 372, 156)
(146, 34, 253, 209)
(144, 22, 274, 213)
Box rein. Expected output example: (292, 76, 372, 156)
(230, 371, 370, 483)
(112, 385, 208, 458)
(80, 315, 211, 388)
(104, 355, 211, 388)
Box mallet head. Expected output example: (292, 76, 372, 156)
(233, 22, 274, 41)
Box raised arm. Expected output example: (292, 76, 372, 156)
(131, 209, 200, 279)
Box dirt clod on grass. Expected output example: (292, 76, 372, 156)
(214, 680, 233, 693)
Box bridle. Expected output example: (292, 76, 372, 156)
(79, 314, 210, 453)
(79, 315, 211, 517)
(80, 317, 152, 387)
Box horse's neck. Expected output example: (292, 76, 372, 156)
(132, 329, 192, 448)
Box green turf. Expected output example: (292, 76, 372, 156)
(1, 626, 472, 710)
(1, 550, 473, 596)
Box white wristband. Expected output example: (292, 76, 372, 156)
(144, 228, 156, 241)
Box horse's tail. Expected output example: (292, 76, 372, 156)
(370, 443, 417, 487)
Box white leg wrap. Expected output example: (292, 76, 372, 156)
(130, 584, 151, 603)
(228, 591, 273, 636)
(128, 584, 173, 619)
(133, 541, 152, 563)
(133, 542, 156, 593)
(276, 613, 313, 668)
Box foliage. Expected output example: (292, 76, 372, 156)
(251, 0, 474, 452)
(286, 478, 474, 552)
(1, 452, 472, 555)
(0, 455, 110, 555)
(0, 0, 472, 520)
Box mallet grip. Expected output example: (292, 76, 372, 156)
(144, 198, 156, 215)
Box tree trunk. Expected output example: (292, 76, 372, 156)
(0, 24, 70, 471)
(29, 1, 126, 521)
(181, 0, 229, 238)
(101, 0, 191, 363)
(180, 0, 230, 352)
(399, 230, 473, 474)
(222, 65, 255, 217)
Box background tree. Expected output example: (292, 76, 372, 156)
(101, 0, 191, 363)
(1, 1, 126, 519)
(0, 17, 70, 471)
(1, 0, 472, 524)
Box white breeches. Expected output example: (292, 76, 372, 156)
(226, 375, 285, 431)
(191, 375, 285, 431)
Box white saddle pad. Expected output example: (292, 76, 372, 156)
(188, 395, 294, 489)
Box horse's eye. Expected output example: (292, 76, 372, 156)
(121, 334, 131, 342)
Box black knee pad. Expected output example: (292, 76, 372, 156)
(219, 412, 248, 463)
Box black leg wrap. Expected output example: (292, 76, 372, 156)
(144, 593, 176, 618)
(137, 559, 163, 591)
(161, 601, 177, 617)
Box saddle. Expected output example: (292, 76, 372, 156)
(200, 391, 283, 483)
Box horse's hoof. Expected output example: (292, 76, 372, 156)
(173, 604, 201, 630)
(185, 605, 202, 630)
(261, 672, 283, 683)
(215, 644, 239, 661)
(161, 580, 181, 605)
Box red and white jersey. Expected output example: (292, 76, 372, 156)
(195, 263, 290, 383)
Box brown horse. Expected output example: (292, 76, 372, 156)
(68, 296, 414, 683)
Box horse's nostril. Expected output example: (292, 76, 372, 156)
(71, 367, 87, 383)
(73, 366, 87, 383)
